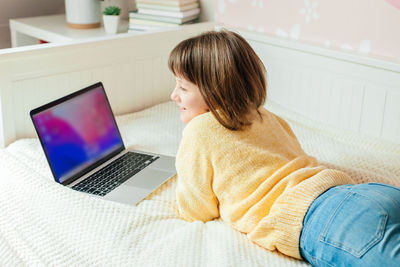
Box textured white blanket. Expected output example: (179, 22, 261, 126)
(0, 101, 399, 266)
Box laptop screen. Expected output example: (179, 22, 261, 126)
(31, 83, 124, 184)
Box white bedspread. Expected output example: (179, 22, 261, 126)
(1, 101, 399, 266)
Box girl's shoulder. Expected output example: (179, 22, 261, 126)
(181, 112, 232, 150)
(184, 112, 221, 134)
(260, 106, 298, 139)
(179, 112, 221, 152)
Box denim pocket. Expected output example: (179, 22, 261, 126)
(319, 192, 388, 258)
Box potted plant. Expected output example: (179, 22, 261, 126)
(100, 0, 133, 20)
(103, 6, 121, 34)
(65, 0, 101, 29)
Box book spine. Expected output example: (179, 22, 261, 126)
(137, 3, 199, 12)
(136, 0, 197, 7)
(129, 25, 178, 31)
(138, 8, 200, 18)
(129, 21, 179, 28)
(129, 12, 182, 24)
(130, 18, 179, 26)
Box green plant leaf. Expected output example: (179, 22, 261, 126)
(103, 6, 121, 16)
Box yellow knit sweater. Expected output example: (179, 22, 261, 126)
(175, 107, 354, 259)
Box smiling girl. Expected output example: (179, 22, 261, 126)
(168, 30, 400, 266)
(171, 77, 208, 124)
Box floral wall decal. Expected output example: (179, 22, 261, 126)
(215, 0, 400, 62)
(251, 0, 265, 8)
(276, 24, 301, 40)
(248, 25, 265, 33)
(385, 0, 400, 9)
(299, 0, 319, 23)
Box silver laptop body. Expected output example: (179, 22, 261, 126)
(30, 82, 176, 206)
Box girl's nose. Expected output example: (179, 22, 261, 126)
(170, 87, 178, 101)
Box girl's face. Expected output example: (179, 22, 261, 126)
(170, 76, 208, 123)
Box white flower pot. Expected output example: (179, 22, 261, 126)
(103, 15, 120, 34)
(65, 0, 101, 29)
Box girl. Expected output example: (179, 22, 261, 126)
(168, 30, 400, 266)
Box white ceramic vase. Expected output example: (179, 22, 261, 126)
(103, 15, 120, 34)
(65, 0, 101, 29)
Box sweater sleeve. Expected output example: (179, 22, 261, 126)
(175, 117, 220, 222)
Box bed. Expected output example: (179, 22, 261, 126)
(0, 23, 399, 266)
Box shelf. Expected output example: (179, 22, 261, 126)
(10, 14, 130, 47)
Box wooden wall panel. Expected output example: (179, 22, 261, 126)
(243, 30, 400, 144)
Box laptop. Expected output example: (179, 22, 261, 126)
(30, 82, 176, 205)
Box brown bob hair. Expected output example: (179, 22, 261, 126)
(168, 29, 267, 130)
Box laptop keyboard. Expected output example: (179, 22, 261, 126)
(72, 152, 159, 196)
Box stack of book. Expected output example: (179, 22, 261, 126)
(129, 0, 200, 32)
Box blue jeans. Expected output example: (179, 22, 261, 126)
(300, 183, 400, 266)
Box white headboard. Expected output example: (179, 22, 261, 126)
(1, 23, 399, 148)
(0, 22, 216, 148)
(236, 29, 400, 144)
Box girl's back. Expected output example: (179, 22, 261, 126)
(175, 105, 353, 258)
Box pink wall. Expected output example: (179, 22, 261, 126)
(216, 0, 400, 62)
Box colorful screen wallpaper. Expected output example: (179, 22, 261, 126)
(33, 86, 123, 183)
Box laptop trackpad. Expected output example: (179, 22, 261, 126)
(124, 168, 173, 190)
